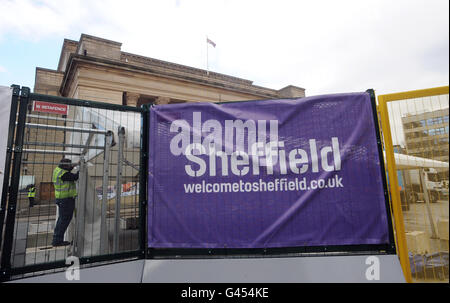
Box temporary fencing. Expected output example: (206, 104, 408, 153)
(378, 86, 449, 283)
(0, 86, 147, 281)
(0, 85, 407, 282)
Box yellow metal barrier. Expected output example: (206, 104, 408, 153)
(378, 86, 449, 283)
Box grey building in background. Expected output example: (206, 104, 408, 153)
(402, 108, 449, 162)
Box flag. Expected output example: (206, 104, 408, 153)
(207, 37, 216, 48)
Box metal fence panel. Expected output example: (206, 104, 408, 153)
(1, 87, 146, 281)
(378, 86, 449, 283)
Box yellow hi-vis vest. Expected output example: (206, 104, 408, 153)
(52, 167, 77, 199)
(28, 187, 35, 198)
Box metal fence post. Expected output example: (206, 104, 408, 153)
(139, 104, 150, 258)
(419, 168, 438, 239)
(0, 87, 29, 281)
(367, 89, 397, 253)
(74, 156, 87, 257)
(113, 126, 125, 253)
(100, 131, 113, 254)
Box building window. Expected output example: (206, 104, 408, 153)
(427, 117, 444, 125)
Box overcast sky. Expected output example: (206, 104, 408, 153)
(0, 0, 448, 97)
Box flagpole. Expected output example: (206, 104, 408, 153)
(206, 36, 209, 76)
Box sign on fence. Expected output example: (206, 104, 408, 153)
(33, 100, 68, 115)
(148, 92, 390, 249)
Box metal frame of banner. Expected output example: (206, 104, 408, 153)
(146, 90, 397, 259)
(0, 87, 147, 281)
(139, 103, 151, 259)
(367, 89, 397, 249)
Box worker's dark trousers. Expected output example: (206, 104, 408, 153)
(52, 198, 75, 245)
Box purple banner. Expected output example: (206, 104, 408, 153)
(148, 92, 390, 248)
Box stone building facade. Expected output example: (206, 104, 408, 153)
(28, 34, 305, 202)
(35, 34, 305, 104)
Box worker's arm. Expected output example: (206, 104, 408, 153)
(61, 171, 79, 182)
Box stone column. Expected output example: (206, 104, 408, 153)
(126, 92, 140, 107)
(155, 96, 171, 105)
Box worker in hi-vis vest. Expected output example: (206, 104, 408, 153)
(27, 184, 36, 207)
(52, 158, 79, 247)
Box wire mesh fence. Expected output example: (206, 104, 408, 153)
(2, 86, 426, 282)
(379, 87, 449, 282)
(1, 88, 146, 280)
